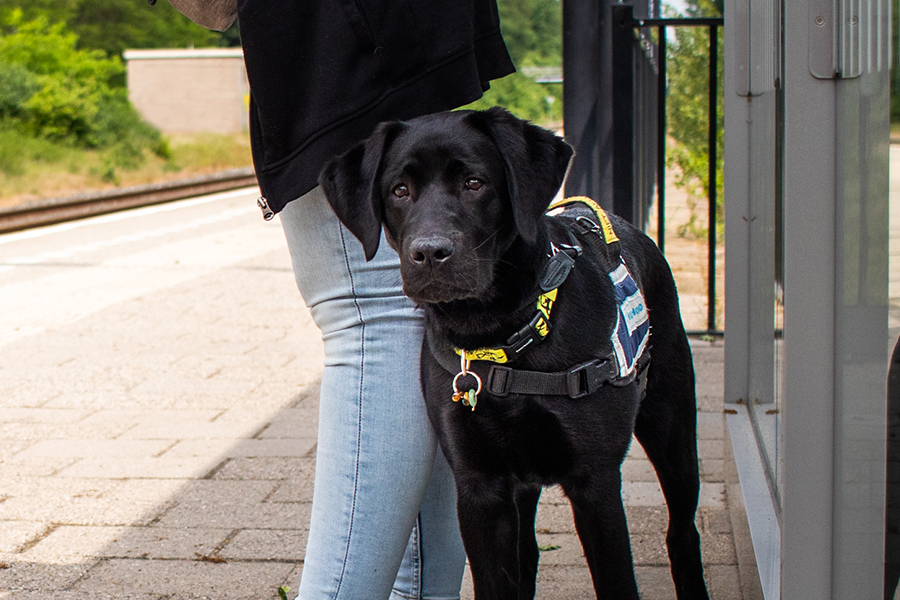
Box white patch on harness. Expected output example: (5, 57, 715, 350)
(609, 262, 650, 379)
(620, 290, 649, 335)
(609, 263, 629, 285)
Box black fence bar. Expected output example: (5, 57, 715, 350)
(610, 4, 659, 228)
(634, 22, 659, 229)
(636, 17, 724, 27)
(611, 4, 636, 221)
(656, 25, 667, 254)
(707, 24, 719, 333)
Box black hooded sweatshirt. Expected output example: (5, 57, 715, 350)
(236, 0, 515, 215)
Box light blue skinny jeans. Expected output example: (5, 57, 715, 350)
(280, 187, 466, 600)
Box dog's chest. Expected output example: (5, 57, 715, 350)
(456, 398, 578, 481)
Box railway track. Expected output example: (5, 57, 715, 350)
(0, 168, 258, 235)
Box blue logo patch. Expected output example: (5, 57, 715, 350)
(609, 263, 650, 378)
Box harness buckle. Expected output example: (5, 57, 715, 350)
(503, 312, 545, 356)
(566, 359, 614, 398)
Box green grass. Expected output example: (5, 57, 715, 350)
(0, 130, 253, 209)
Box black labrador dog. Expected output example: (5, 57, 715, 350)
(320, 107, 708, 600)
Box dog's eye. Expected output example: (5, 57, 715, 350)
(392, 184, 410, 199)
(465, 178, 484, 191)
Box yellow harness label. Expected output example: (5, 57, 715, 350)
(458, 347, 509, 363)
(537, 288, 557, 318)
(454, 289, 559, 364)
(534, 288, 557, 338)
(594, 209, 619, 245)
(533, 316, 550, 338)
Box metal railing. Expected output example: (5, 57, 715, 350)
(0, 168, 257, 234)
(611, 4, 724, 336)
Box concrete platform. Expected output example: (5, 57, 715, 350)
(0, 188, 759, 599)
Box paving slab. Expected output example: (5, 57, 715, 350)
(21, 525, 231, 562)
(55, 456, 220, 480)
(210, 457, 316, 482)
(0, 522, 48, 554)
(73, 559, 295, 599)
(219, 529, 307, 562)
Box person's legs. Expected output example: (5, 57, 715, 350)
(390, 448, 466, 600)
(280, 187, 465, 600)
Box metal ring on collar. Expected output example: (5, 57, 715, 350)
(453, 370, 483, 395)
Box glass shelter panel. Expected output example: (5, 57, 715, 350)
(726, 0, 890, 596)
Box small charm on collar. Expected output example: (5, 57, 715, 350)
(452, 350, 482, 411)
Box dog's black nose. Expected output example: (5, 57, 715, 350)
(409, 237, 455, 265)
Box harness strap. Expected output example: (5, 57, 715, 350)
(547, 196, 629, 282)
(487, 353, 651, 400)
(548, 196, 621, 259)
(451, 240, 580, 364)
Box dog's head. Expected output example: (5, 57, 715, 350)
(320, 107, 573, 304)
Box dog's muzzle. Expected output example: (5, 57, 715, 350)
(408, 236, 455, 267)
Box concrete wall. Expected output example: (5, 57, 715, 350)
(123, 48, 249, 134)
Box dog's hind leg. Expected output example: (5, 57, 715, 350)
(564, 470, 641, 600)
(634, 362, 710, 599)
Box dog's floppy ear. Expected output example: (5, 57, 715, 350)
(466, 107, 574, 244)
(319, 121, 406, 261)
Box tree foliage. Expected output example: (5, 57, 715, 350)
(463, 0, 563, 122)
(0, 0, 227, 58)
(498, 0, 562, 67)
(464, 75, 562, 123)
(665, 0, 724, 237)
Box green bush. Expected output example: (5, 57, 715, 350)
(462, 74, 561, 123)
(0, 61, 39, 118)
(0, 9, 163, 165)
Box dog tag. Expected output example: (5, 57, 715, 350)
(452, 357, 482, 412)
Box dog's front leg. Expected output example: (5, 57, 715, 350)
(564, 469, 641, 600)
(455, 474, 536, 600)
(513, 485, 541, 599)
